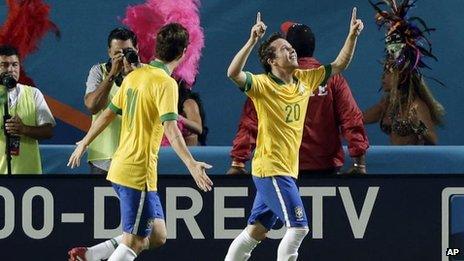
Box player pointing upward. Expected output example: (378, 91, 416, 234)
(225, 9, 363, 261)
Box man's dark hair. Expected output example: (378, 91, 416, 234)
(107, 27, 138, 48)
(0, 45, 20, 58)
(258, 33, 285, 73)
(156, 23, 189, 63)
(286, 23, 315, 58)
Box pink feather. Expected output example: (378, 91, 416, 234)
(122, 0, 204, 87)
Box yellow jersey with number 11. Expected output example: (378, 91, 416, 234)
(107, 61, 178, 191)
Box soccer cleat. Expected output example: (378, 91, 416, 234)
(68, 247, 88, 261)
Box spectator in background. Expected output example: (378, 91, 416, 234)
(362, 65, 444, 145)
(84, 27, 140, 174)
(161, 79, 208, 146)
(227, 22, 369, 176)
(363, 0, 444, 145)
(0, 45, 55, 174)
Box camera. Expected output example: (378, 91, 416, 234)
(0, 72, 17, 90)
(122, 48, 139, 65)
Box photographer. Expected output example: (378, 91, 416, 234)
(84, 27, 140, 174)
(0, 45, 55, 174)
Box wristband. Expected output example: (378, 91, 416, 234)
(231, 161, 245, 168)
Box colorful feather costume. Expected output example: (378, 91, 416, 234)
(369, 0, 440, 87)
(370, 0, 445, 131)
(122, 0, 204, 87)
(0, 0, 60, 86)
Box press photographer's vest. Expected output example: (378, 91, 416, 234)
(87, 64, 122, 163)
(0, 85, 41, 174)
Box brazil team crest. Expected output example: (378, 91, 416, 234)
(295, 206, 304, 221)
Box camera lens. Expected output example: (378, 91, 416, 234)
(0, 73, 17, 89)
(123, 48, 139, 64)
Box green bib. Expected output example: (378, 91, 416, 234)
(0, 85, 42, 174)
(87, 64, 122, 162)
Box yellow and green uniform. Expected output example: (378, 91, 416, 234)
(106, 61, 178, 191)
(243, 65, 330, 179)
(87, 64, 122, 164)
(0, 85, 42, 174)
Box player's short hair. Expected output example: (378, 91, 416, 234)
(107, 27, 138, 48)
(156, 23, 189, 63)
(258, 32, 285, 73)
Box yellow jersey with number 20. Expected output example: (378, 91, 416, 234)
(243, 65, 330, 179)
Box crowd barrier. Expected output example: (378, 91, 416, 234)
(39, 145, 464, 175)
(0, 174, 463, 260)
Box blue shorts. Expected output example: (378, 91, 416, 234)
(112, 183, 164, 237)
(248, 176, 308, 230)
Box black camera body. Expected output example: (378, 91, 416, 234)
(104, 48, 139, 87)
(122, 48, 139, 65)
(0, 73, 17, 90)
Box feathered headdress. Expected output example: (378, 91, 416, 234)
(0, 0, 60, 85)
(122, 0, 204, 87)
(370, 0, 437, 78)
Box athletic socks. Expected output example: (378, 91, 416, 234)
(277, 227, 309, 261)
(225, 229, 260, 261)
(107, 243, 137, 261)
(85, 235, 123, 260)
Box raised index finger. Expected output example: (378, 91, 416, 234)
(351, 7, 357, 23)
(256, 12, 261, 24)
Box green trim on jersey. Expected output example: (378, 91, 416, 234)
(322, 64, 332, 85)
(242, 72, 253, 92)
(268, 72, 285, 85)
(160, 112, 178, 123)
(149, 60, 170, 75)
(268, 72, 300, 87)
(108, 102, 122, 115)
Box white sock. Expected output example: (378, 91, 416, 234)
(225, 229, 260, 261)
(277, 227, 309, 261)
(107, 243, 137, 261)
(85, 235, 123, 260)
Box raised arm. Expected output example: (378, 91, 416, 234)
(227, 12, 267, 88)
(85, 54, 123, 114)
(331, 7, 364, 75)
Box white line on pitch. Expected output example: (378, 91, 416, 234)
(61, 213, 84, 223)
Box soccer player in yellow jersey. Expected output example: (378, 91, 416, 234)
(68, 23, 213, 261)
(225, 10, 363, 261)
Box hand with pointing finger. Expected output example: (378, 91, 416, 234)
(349, 7, 364, 37)
(250, 12, 267, 45)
